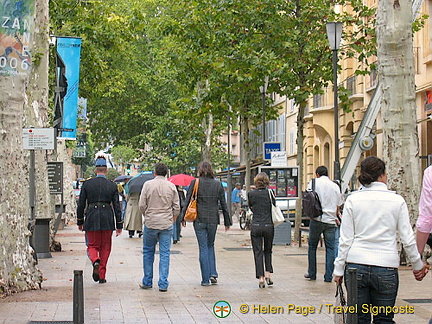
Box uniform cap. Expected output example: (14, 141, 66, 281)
(95, 157, 107, 167)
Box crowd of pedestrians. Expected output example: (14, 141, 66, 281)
(76, 156, 431, 323)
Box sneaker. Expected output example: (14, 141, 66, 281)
(304, 273, 316, 281)
(159, 288, 168, 292)
(99, 279, 107, 284)
(210, 277, 218, 284)
(201, 282, 211, 286)
(139, 283, 152, 289)
(92, 261, 100, 282)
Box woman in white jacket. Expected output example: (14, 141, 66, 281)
(333, 156, 428, 323)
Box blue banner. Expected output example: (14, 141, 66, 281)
(56, 37, 82, 140)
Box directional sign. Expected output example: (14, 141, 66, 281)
(47, 162, 63, 195)
(23, 128, 56, 150)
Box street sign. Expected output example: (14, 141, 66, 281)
(23, 128, 56, 150)
(47, 162, 63, 195)
(263, 142, 281, 160)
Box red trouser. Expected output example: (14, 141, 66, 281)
(86, 230, 113, 279)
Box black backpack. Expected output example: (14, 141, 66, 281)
(302, 178, 323, 219)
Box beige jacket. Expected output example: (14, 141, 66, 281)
(139, 176, 180, 230)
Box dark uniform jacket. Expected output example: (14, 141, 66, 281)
(77, 176, 123, 231)
(181, 177, 232, 226)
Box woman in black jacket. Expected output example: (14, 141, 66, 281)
(247, 172, 274, 288)
(182, 161, 232, 286)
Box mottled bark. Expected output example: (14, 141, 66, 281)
(26, 0, 54, 245)
(0, 0, 50, 296)
(0, 75, 42, 297)
(202, 113, 213, 163)
(294, 101, 306, 241)
(377, 0, 420, 229)
(241, 115, 251, 196)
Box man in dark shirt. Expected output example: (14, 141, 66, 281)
(77, 157, 123, 284)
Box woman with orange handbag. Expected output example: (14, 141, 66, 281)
(181, 161, 231, 286)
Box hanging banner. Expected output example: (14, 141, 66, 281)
(56, 37, 82, 140)
(0, 0, 35, 76)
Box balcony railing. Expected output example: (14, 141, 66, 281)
(346, 75, 356, 95)
(313, 94, 324, 109)
(369, 69, 378, 89)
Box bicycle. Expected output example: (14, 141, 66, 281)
(239, 206, 252, 230)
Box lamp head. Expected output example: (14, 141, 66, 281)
(326, 22, 343, 50)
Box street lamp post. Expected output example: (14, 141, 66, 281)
(226, 102, 232, 213)
(326, 22, 343, 182)
(259, 76, 269, 143)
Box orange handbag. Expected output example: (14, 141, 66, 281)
(184, 179, 199, 222)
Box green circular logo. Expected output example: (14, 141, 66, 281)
(213, 300, 231, 318)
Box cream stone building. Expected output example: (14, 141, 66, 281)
(222, 1, 431, 192)
(248, 1, 432, 192)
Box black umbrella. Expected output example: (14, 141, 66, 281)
(126, 173, 154, 194)
(114, 175, 132, 183)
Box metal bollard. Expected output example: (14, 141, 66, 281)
(73, 270, 84, 324)
(346, 267, 358, 324)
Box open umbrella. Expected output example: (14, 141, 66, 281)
(126, 173, 154, 194)
(114, 175, 132, 183)
(168, 174, 195, 187)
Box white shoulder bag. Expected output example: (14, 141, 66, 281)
(268, 189, 284, 226)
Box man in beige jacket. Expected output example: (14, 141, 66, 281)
(138, 163, 180, 292)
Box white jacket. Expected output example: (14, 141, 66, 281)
(333, 182, 423, 276)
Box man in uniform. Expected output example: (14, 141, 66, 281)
(77, 156, 123, 284)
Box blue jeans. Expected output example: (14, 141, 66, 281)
(172, 217, 181, 242)
(307, 219, 336, 282)
(193, 222, 218, 285)
(142, 225, 173, 290)
(345, 263, 399, 324)
(335, 225, 340, 258)
(121, 200, 127, 221)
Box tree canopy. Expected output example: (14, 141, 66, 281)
(50, 0, 374, 171)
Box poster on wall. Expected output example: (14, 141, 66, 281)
(0, 0, 35, 76)
(56, 37, 82, 140)
(425, 91, 432, 113)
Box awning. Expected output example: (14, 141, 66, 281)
(216, 160, 270, 176)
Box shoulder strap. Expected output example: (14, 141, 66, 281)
(268, 189, 276, 206)
(312, 178, 316, 191)
(192, 179, 199, 199)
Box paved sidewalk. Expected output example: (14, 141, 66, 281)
(0, 221, 430, 323)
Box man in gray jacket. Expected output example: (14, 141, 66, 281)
(138, 163, 180, 292)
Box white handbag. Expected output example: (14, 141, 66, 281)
(268, 189, 284, 226)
